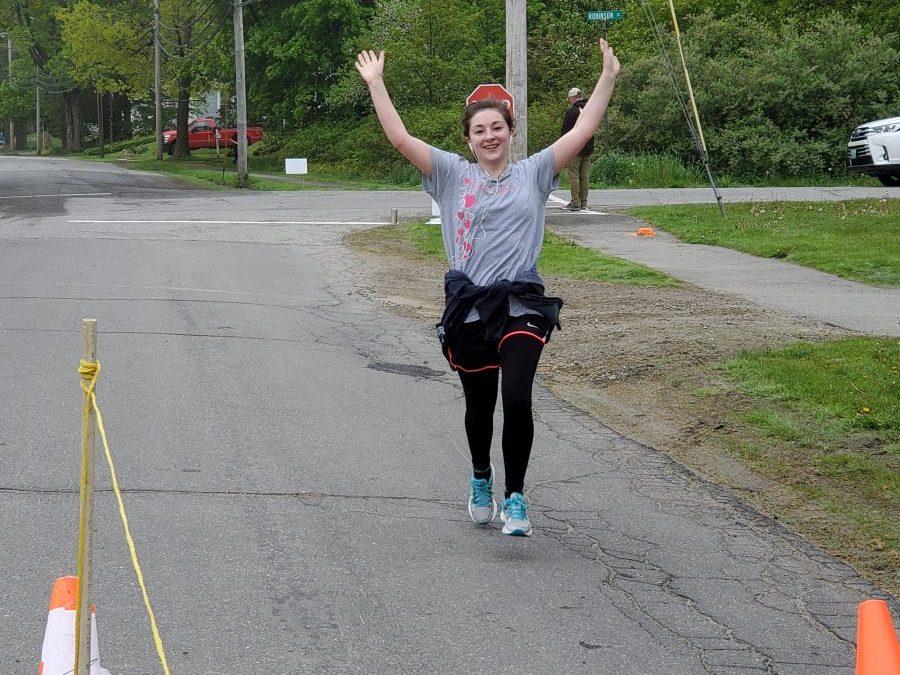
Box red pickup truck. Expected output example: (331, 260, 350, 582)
(162, 117, 264, 154)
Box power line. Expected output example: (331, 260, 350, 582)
(157, 0, 225, 33)
(638, 0, 724, 217)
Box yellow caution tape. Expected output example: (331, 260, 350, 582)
(77, 359, 171, 675)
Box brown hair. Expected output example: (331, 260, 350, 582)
(461, 98, 515, 139)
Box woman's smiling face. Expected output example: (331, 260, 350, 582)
(466, 109, 511, 171)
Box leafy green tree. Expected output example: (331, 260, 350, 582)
(157, 0, 232, 157)
(0, 21, 34, 150)
(329, 0, 499, 116)
(3, 0, 86, 149)
(57, 1, 151, 97)
(528, 0, 600, 103)
(245, 0, 363, 127)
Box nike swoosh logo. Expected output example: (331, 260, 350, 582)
(526, 322, 540, 329)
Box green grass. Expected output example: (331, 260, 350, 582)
(587, 152, 707, 188)
(75, 143, 399, 190)
(130, 157, 357, 191)
(725, 338, 900, 434)
(541, 231, 675, 285)
(630, 199, 900, 286)
(376, 222, 677, 286)
(721, 337, 900, 548)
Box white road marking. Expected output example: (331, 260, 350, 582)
(0, 192, 112, 200)
(68, 220, 392, 225)
(547, 194, 606, 215)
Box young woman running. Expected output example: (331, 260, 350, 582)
(356, 39, 620, 536)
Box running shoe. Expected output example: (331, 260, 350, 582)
(468, 465, 497, 525)
(500, 492, 533, 536)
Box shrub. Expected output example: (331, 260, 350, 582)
(606, 10, 900, 182)
(589, 152, 705, 187)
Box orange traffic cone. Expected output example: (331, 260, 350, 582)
(38, 577, 111, 675)
(857, 599, 900, 675)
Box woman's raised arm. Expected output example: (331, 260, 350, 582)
(356, 50, 433, 177)
(551, 38, 621, 175)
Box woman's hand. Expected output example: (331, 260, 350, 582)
(599, 38, 620, 79)
(355, 50, 386, 86)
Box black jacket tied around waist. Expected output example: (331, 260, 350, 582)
(437, 269, 563, 346)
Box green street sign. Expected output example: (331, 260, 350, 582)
(587, 10, 624, 21)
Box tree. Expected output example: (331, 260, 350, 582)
(4, 0, 85, 149)
(156, 0, 231, 157)
(57, 1, 151, 97)
(0, 22, 34, 150)
(327, 0, 500, 121)
(245, 0, 363, 127)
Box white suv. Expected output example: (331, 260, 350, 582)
(848, 115, 900, 186)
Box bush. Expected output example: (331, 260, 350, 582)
(255, 105, 466, 182)
(589, 152, 705, 187)
(606, 11, 900, 182)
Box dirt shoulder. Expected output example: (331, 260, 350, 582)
(345, 224, 898, 598)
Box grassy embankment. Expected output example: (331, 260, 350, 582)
(630, 198, 899, 561)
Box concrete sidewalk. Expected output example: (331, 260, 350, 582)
(551, 185, 898, 208)
(547, 208, 900, 337)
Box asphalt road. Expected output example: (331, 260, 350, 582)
(1, 157, 896, 674)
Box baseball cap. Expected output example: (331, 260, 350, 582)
(567, 87, 582, 98)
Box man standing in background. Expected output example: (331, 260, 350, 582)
(560, 87, 595, 211)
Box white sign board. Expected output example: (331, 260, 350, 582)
(285, 158, 308, 175)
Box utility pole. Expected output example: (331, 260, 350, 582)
(2, 33, 12, 148)
(232, 0, 248, 185)
(35, 68, 41, 155)
(96, 92, 104, 157)
(506, 0, 527, 162)
(153, 0, 162, 160)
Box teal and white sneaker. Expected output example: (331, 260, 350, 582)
(468, 465, 497, 525)
(500, 492, 533, 536)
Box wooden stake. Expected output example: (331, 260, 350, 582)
(77, 319, 97, 675)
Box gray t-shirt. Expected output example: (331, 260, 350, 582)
(423, 146, 560, 318)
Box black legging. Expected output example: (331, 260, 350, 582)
(458, 333, 544, 497)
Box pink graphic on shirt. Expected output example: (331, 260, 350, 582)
(454, 192, 480, 265)
(451, 173, 518, 268)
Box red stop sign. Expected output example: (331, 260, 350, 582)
(466, 84, 515, 118)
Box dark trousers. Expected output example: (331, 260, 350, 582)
(457, 333, 544, 497)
